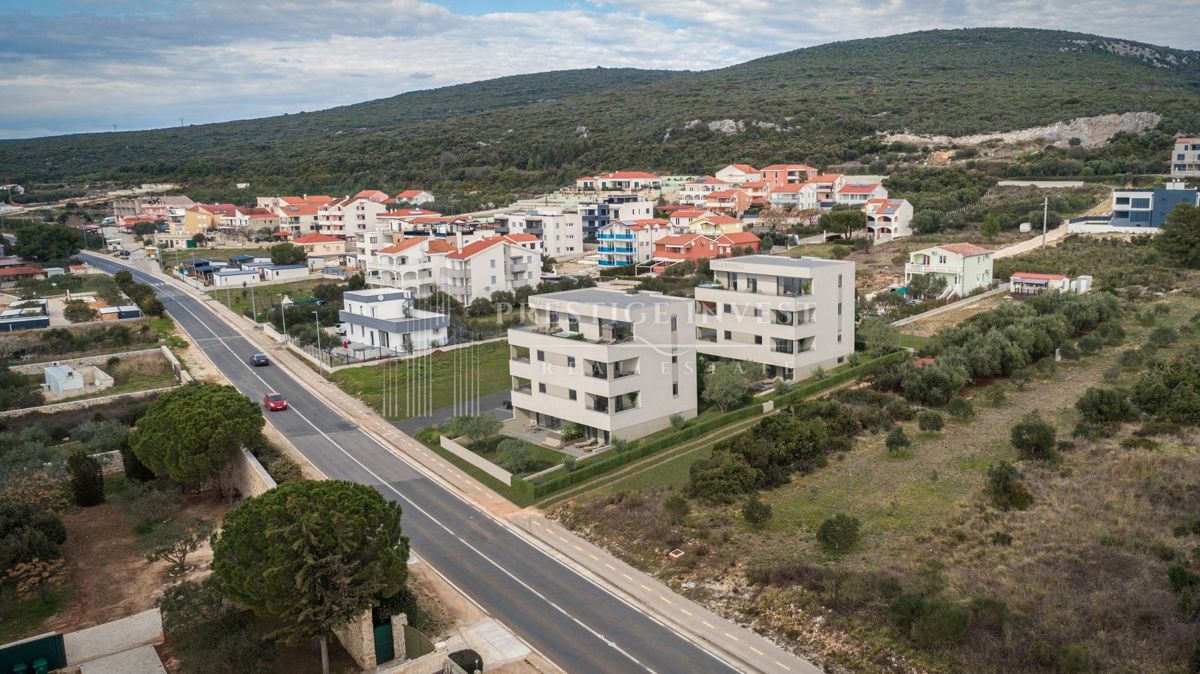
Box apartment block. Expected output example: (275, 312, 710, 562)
(339, 288, 449, 354)
(577, 195, 655, 239)
(493, 208, 584, 259)
(1110, 182, 1199, 230)
(596, 219, 670, 268)
(508, 288, 697, 442)
(694, 255, 855, 381)
(1172, 138, 1200, 178)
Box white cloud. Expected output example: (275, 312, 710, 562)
(0, 0, 1197, 138)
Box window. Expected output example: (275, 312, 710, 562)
(837, 355, 845, 364)
(536, 350, 545, 361)
(837, 302, 843, 315)
(754, 335, 763, 345)
(723, 330, 732, 340)
(753, 307, 762, 318)
(837, 330, 843, 343)
(938, 255, 947, 264)
(569, 389, 577, 401)
(567, 356, 575, 368)
(838, 274, 843, 288)
(549, 310, 559, 323)
(670, 316, 677, 331)
(723, 303, 732, 314)
(490, 276, 497, 284)
(672, 382, 679, 396)
(671, 354, 678, 364)
(490, 259, 496, 268)
(538, 383, 546, 393)
(1131, 198, 1151, 209)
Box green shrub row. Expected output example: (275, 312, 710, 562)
(513, 350, 911, 501)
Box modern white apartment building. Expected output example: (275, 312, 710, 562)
(596, 219, 671, 268)
(364, 234, 536, 304)
(676, 177, 730, 205)
(767, 182, 819, 211)
(835, 182, 888, 206)
(493, 208, 584, 259)
(1172, 137, 1200, 178)
(508, 288, 697, 442)
(339, 288, 449, 354)
(317, 197, 389, 239)
(694, 255, 855, 381)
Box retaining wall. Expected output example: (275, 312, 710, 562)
(224, 447, 277, 500)
(439, 436, 513, 485)
(0, 385, 176, 419)
(10, 348, 163, 375)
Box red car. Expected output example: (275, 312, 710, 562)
(263, 392, 288, 411)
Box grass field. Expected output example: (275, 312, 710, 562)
(207, 278, 331, 317)
(331, 340, 510, 419)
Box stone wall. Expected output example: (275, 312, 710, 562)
(223, 448, 277, 500)
(333, 610, 376, 671)
(10, 348, 162, 375)
(0, 386, 175, 420)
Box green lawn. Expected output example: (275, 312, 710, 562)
(15, 273, 120, 301)
(331, 340, 511, 419)
(783, 242, 843, 259)
(0, 586, 72, 644)
(207, 279, 332, 317)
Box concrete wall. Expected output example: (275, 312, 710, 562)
(439, 436, 513, 484)
(0, 385, 176, 420)
(223, 448, 277, 500)
(10, 348, 163, 375)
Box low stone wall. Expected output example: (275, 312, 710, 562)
(334, 611, 376, 671)
(0, 386, 176, 419)
(10, 348, 162, 375)
(90, 449, 124, 476)
(889, 284, 1008, 328)
(159, 344, 192, 383)
(439, 436, 513, 485)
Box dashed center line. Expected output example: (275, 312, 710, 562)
(702, 620, 715, 629)
(776, 661, 791, 671)
(724, 632, 738, 641)
(680, 608, 693, 617)
(750, 646, 764, 656)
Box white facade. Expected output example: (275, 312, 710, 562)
(508, 288, 698, 442)
(596, 219, 671, 268)
(317, 197, 389, 238)
(1172, 138, 1200, 178)
(494, 209, 584, 259)
(695, 256, 855, 381)
(676, 177, 729, 206)
(767, 183, 819, 211)
(339, 288, 449, 353)
(835, 182, 888, 206)
(904, 244, 994, 296)
(212, 269, 262, 287)
(715, 164, 761, 185)
(444, 238, 539, 305)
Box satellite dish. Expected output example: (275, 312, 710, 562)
(377, 294, 385, 301)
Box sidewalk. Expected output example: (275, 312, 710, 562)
(139, 257, 824, 673)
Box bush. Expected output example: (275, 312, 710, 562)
(67, 450, 105, 506)
(885, 427, 911, 454)
(1149, 325, 1179, 347)
(663, 494, 689, 524)
(945, 397, 974, 421)
(1075, 387, 1136, 426)
(63, 300, 97, 323)
(917, 411, 944, 432)
(687, 450, 759, 503)
(669, 414, 687, 431)
(816, 513, 860, 552)
(1010, 411, 1057, 461)
(987, 461, 1033, 510)
(911, 599, 972, 647)
(159, 579, 277, 674)
(493, 439, 542, 474)
(742, 496, 773, 529)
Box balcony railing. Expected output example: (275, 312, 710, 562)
(597, 245, 635, 254)
(598, 233, 634, 240)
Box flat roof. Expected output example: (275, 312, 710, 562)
(344, 288, 412, 303)
(532, 287, 690, 309)
(710, 254, 852, 271)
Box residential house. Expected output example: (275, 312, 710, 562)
(808, 174, 847, 206)
(393, 189, 435, 206)
(317, 196, 389, 240)
(443, 236, 539, 305)
(704, 189, 751, 216)
(760, 164, 817, 188)
(339, 288, 449, 354)
(259, 264, 309, 282)
(493, 208, 584, 259)
(354, 189, 392, 203)
(576, 171, 662, 192)
(596, 219, 670, 268)
(835, 183, 888, 207)
(1172, 138, 1200, 179)
(508, 288, 697, 442)
(577, 195, 655, 239)
(767, 182, 820, 212)
(688, 215, 744, 236)
(676, 177, 730, 205)
(862, 198, 914, 242)
(667, 208, 715, 231)
(365, 237, 452, 296)
(715, 164, 761, 185)
(649, 232, 761, 273)
(904, 243, 994, 297)
(273, 202, 323, 236)
(1009, 272, 1070, 295)
(695, 255, 855, 381)
(292, 233, 347, 269)
(212, 268, 262, 288)
(1109, 181, 1199, 231)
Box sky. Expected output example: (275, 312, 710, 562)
(1, 0, 1198, 139)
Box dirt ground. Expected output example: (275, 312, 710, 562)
(897, 292, 1010, 337)
(42, 491, 231, 635)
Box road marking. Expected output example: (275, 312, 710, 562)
(622, 573, 633, 581)
(702, 620, 715, 629)
(680, 608, 693, 617)
(724, 633, 738, 641)
(639, 584, 652, 592)
(604, 563, 615, 570)
(90, 256, 758, 674)
(776, 661, 791, 671)
(573, 545, 583, 552)
(532, 521, 543, 528)
(588, 554, 599, 561)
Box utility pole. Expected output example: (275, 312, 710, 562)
(250, 283, 258, 322)
(1042, 196, 1049, 248)
(280, 297, 288, 337)
(312, 310, 322, 367)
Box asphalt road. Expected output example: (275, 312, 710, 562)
(82, 253, 745, 674)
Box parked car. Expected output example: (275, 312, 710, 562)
(263, 392, 287, 411)
(249, 353, 270, 367)
(334, 323, 348, 336)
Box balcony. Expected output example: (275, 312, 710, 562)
(598, 233, 634, 240)
(905, 262, 961, 276)
(597, 245, 635, 254)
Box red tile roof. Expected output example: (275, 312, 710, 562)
(279, 203, 320, 215)
(0, 266, 45, 276)
(505, 233, 539, 243)
(282, 195, 333, 204)
(378, 237, 429, 255)
(770, 183, 813, 193)
(606, 171, 660, 180)
(672, 209, 709, 218)
(720, 231, 760, 245)
(761, 164, 816, 171)
(394, 189, 429, 199)
(697, 215, 741, 225)
(448, 237, 508, 260)
(1011, 272, 1068, 281)
(354, 189, 390, 202)
(939, 243, 992, 257)
(293, 233, 342, 244)
(810, 174, 844, 182)
(426, 240, 455, 254)
(656, 233, 707, 246)
(839, 183, 881, 194)
(728, 164, 758, 173)
(689, 176, 726, 185)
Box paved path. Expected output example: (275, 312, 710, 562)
(82, 250, 822, 674)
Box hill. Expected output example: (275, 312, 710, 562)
(3, 27, 1199, 206)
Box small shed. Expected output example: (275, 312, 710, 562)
(261, 264, 308, 282)
(44, 364, 85, 396)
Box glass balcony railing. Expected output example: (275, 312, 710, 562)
(598, 233, 634, 240)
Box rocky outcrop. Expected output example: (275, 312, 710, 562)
(881, 111, 1162, 149)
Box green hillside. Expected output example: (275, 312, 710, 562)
(3, 27, 1199, 205)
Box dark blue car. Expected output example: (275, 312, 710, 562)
(249, 353, 269, 367)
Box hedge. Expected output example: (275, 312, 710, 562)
(512, 349, 911, 501)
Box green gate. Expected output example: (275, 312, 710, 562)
(372, 623, 395, 664)
(0, 633, 66, 672)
